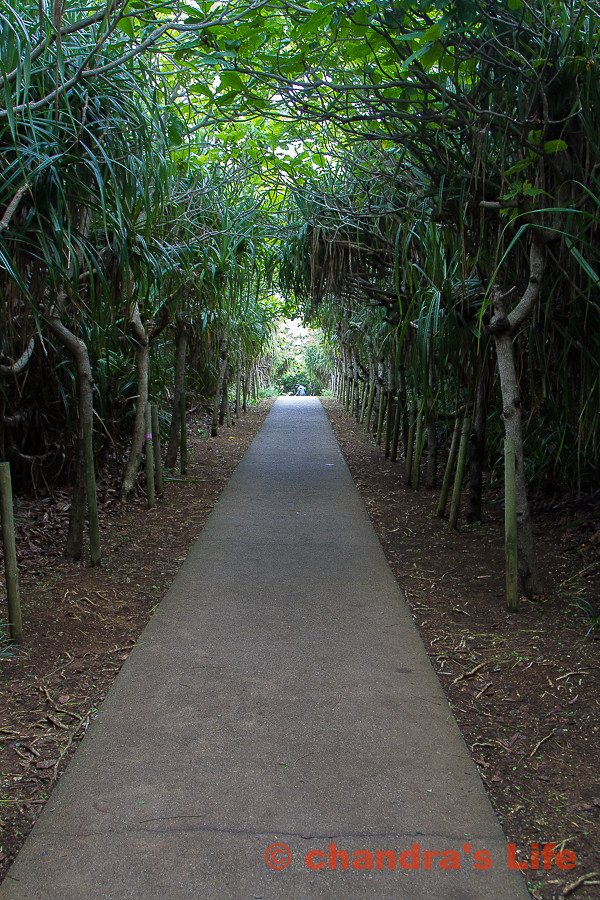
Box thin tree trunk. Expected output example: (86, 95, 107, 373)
(425, 396, 437, 489)
(235, 350, 242, 417)
(48, 310, 101, 564)
(165, 314, 188, 469)
(0, 462, 22, 642)
(391, 392, 402, 463)
(384, 354, 396, 458)
(467, 367, 488, 523)
(373, 358, 384, 436)
(505, 438, 519, 611)
(211, 340, 228, 437)
(219, 375, 226, 427)
(449, 413, 472, 530)
(404, 401, 416, 485)
(412, 398, 425, 488)
(121, 304, 149, 501)
(180, 388, 187, 475)
(151, 403, 163, 496)
(145, 403, 155, 509)
(487, 239, 545, 595)
(364, 356, 377, 431)
(359, 360, 372, 424)
(437, 414, 462, 518)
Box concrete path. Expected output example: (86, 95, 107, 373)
(0, 398, 529, 900)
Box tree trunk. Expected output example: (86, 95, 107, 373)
(372, 358, 384, 435)
(437, 414, 462, 518)
(467, 367, 488, 523)
(211, 339, 229, 437)
(383, 353, 394, 457)
(48, 310, 100, 564)
(235, 349, 242, 417)
(487, 238, 544, 595)
(449, 412, 472, 530)
(121, 303, 149, 501)
(404, 402, 417, 486)
(165, 314, 188, 469)
(220, 374, 230, 427)
(425, 396, 437, 489)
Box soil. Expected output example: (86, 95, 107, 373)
(1, 395, 599, 900)
(323, 398, 600, 900)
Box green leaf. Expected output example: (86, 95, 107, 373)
(189, 82, 213, 100)
(117, 15, 135, 39)
(544, 139, 568, 155)
(566, 240, 600, 285)
(219, 70, 244, 91)
(508, 0, 522, 8)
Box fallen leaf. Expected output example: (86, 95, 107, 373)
(35, 759, 58, 770)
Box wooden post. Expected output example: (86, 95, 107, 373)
(437, 415, 462, 517)
(151, 404, 163, 496)
(449, 413, 472, 530)
(0, 462, 22, 643)
(145, 403, 155, 509)
(83, 418, 101, 566)
(505, 438, 519, 612)
(180, 389, 187, 476)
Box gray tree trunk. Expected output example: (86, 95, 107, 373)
(487, 238, 545, 596)
(211, 339, 229, 437)
(165, 314, 188, 469)
(48, 309, 100, 564)
(121, 303, 149, 501)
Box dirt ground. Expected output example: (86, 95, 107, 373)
(324, 398, 600, 900)
(1, 395, 599, 900)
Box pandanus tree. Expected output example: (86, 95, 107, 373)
(0, 0, 279, 553)
(248, 0, 600, 599)
(0, 6, 172, 558)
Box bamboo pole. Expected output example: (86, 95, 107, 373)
(151, 404, 163, 496)
(505, 438, 519, 612)
(411, 399, 425, 488)
(437, 415, 462, 517)
(180, 389, 187, 475)
(404, 402, 417, 485)
(83, 419, 101, 566)
(145, 404, 155, 509)
(448, 413, 472, 529)
(0, 462, 22, 643)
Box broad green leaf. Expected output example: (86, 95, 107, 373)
(544, 139, 568, 154)
(117, 15, 134, 39)
(219, 71, 244, 91)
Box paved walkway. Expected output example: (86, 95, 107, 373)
(1, 398, 529, 900)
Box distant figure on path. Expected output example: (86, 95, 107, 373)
(296, 384, 306, 396)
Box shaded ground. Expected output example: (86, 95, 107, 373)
(323, 398, 600, 900)
(0, 395, 599, 900)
